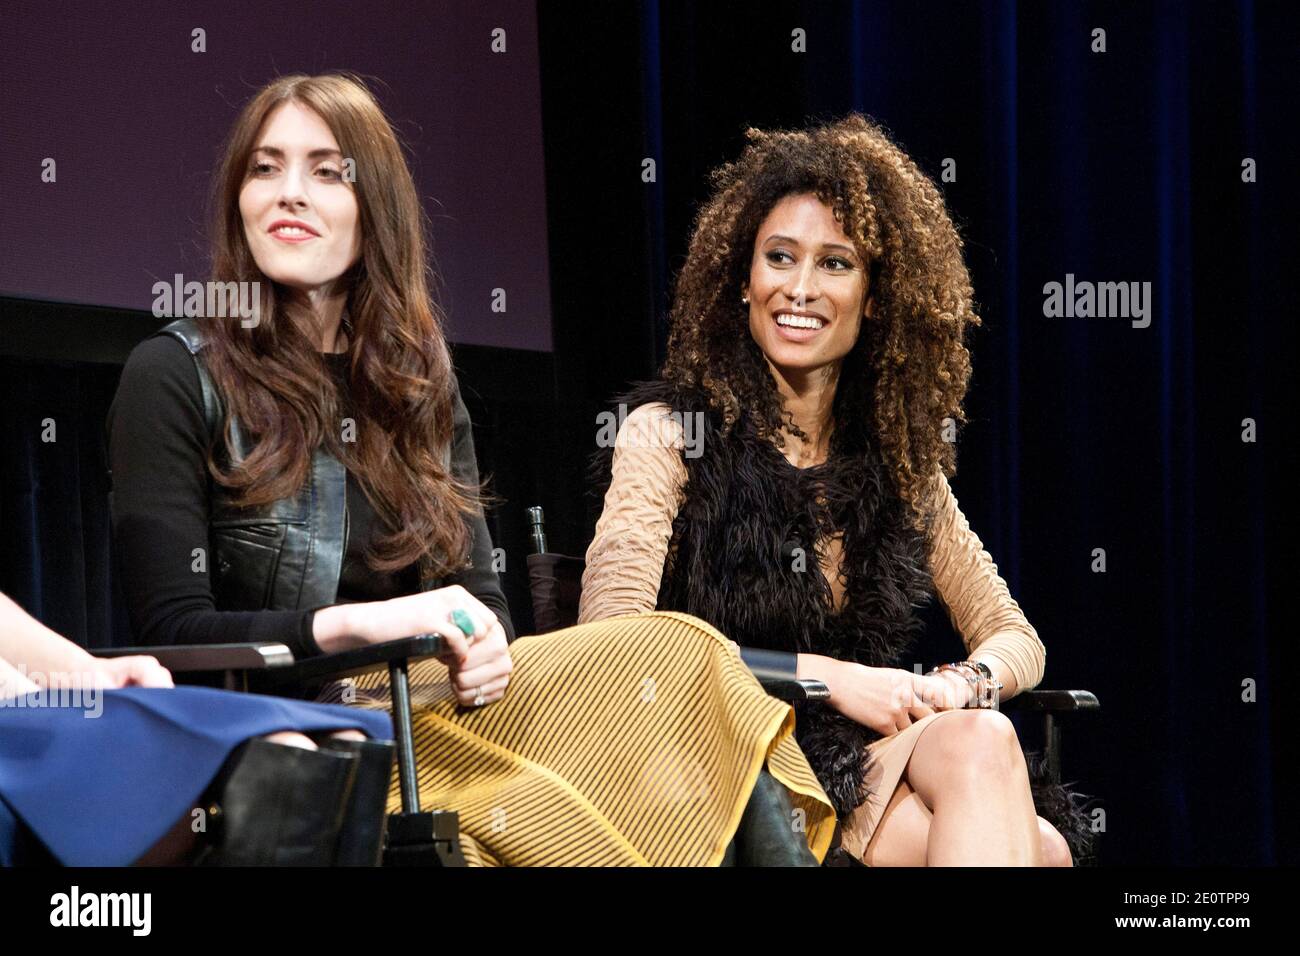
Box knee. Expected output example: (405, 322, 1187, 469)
(1038, 816, 1074, 867)
(927, 710, 1024, 779)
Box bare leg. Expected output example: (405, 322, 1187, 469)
(899, 710, 1041, 865)
(1037, 816, 1074, 867)
(861, 781, 930, 866)
(325, 728, 366, 742)
(133, 808, 201, 866)
(264, 730, 318, 749)
(862, 777, 1072, 867)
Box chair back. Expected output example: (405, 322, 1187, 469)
(524, 506, 586, 633)
(525, 552, 585, 632)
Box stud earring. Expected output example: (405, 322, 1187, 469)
(741, 295, 749, 304)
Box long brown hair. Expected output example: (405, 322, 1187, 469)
(661, 113, 981, 527)
(202, 72, 477, 576)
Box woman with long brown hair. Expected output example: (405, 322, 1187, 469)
(108, 72, 837, 865)
(582, 114, 1092, 866)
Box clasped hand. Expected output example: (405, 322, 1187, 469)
(820, 659, 975, 737)
(343, 585, 514, 708)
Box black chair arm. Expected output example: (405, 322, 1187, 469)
(96, 636, 447, 686)
(739, 646, 796, 681)
(758, 676, 832, 701)
(96, 642, 296, 673)
(1001, 689, 1100, 713)
(740, 647, 831, 701)
(264, 635, 446, 688)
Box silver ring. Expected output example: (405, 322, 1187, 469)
(473, 687, 485, 707)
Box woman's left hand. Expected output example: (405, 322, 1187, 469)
(917, 670, 973, 710)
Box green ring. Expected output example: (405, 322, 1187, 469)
(450, 608, 476, 637)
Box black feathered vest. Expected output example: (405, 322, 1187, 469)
(595, 380, 937, 817)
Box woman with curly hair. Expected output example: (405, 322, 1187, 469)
(108, 73, 838, 866)
(582, 113, 1085, 866)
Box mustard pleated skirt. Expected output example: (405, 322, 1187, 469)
(318, 611, 837, 866)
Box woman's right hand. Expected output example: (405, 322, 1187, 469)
(799, 655, 966, 737)
(312, 586, 513, 706)
(316, 585, 488, 656)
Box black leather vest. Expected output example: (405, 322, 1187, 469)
(157, 318, 449, 612)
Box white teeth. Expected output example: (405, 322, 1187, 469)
(273, 226, 312, 237)
(776, 314, 824, 330)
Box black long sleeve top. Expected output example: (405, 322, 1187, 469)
(107, 335, 516, 659)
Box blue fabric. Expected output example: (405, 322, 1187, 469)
(0, 798, 20, 864)
(0, 685, 392, 866)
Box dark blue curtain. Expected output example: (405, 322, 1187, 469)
(3, 0, 1292, 869)
(0, 358, 130, 650)
(628, 0, 1296, 865)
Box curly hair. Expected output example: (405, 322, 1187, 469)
(660, 112, 980, 526)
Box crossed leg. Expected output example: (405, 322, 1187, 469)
(264, 728, 367, 749)
(861, 709, 1072, 867)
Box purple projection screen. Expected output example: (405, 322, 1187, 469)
(0, 0, 552, 352)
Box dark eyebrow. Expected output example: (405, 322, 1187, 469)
(251, 146, 343, 160)
(763, 234, 858, 257)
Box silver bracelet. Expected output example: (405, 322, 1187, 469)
(962, 659, 1003, 711)
(929, 661, 1003, 711)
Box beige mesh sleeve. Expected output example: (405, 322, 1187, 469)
(578, 403, 689, 624)
(925, 470, 1047, 693)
